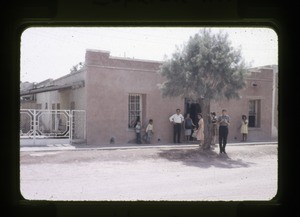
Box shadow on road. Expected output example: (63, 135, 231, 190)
(158, 148, 254, 169)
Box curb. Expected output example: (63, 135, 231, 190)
(20, 141, 277, 152)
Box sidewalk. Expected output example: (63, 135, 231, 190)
(20, 140, 278, 152)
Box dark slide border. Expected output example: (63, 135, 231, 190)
(1, 0, 298, 216)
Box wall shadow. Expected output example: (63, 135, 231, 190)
(158, 148, 254, 169)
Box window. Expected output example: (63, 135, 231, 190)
(128, 94, 142, 129)
(248, 99, 261, 128)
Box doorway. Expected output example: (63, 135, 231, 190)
(184, 98, 201, 128)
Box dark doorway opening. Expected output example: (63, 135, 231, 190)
(184, 99, 201, 128)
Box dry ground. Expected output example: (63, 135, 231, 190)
(20, 144, 277, 201)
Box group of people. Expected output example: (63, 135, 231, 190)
(172, 108, 248, 154)
(169, 109, 229, 148)
(135, 108, 248, 155)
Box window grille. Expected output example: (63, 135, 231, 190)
(128, 94, 142, 129)
(248, 99, 261, 128)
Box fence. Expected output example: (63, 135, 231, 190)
(20, 109, 86, 145)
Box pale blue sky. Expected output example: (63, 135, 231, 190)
(21, 27, 278, 83)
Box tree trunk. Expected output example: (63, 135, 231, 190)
(199, 98, 212, 150)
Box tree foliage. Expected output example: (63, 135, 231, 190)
(70, 62, 84, 74)
(159, 29, 248, 149)
(159, 29, 248, 102)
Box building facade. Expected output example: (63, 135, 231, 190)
(20, 49, 278, 145)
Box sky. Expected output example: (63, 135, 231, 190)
(20, 27, 278, 83)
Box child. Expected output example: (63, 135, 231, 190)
(135, 121, 142, 144)
(145, 119, 154, 144)
(240, 115, 248, 142)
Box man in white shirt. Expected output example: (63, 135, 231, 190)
(169, 109, 184, 143)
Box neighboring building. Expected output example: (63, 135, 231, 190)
(20, 49, 278, 145)
(20, 72, 85, 139)
(20, 81, 37, 109)
(21, 73, 85, 111)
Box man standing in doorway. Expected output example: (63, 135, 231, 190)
(218, 109, 230, 154)
(169, 109, 184, 143)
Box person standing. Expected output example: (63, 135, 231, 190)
(218, 109, 230, 154)
(145, 119, 154, 144)
(169, 109, 184, 143)
(240, 115, 248, 142)
(196, 113, 205, 148)
(210, 112, 218, 146)
(184, 113, 195, 142)
(135, 121, 142, 144)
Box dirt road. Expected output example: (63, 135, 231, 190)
(20, 144, 277, 201)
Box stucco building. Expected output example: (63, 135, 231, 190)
(20, 49, 278, 145)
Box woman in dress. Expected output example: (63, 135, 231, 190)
(196, 113, 205, 148)
(240, 115, 248, 142)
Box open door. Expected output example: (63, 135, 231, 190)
(184, 98, 202, 128)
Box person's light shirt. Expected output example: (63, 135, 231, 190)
(169, 114, 184, 124)
(146, 124, 154, 132)
(135, 124, 141, 133)
(218, 115, 230, 126)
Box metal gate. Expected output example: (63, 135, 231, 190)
(20, 109, 86, 145)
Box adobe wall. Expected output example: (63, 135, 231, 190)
(85, 50, 183, 145)
(210, 68, 275, 142)
(85, 50, 277, 145)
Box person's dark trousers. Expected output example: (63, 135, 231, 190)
(136, 133, 141, 144)
(173, 123, 181, 143)
(219, 126, 228, 153)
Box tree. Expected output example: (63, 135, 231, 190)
(70, 62, 84, 74)
(159, 29, 248, 149)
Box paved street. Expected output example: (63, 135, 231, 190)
(20, 143, 277, 201)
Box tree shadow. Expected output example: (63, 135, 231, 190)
(158, 148, 254, 169)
